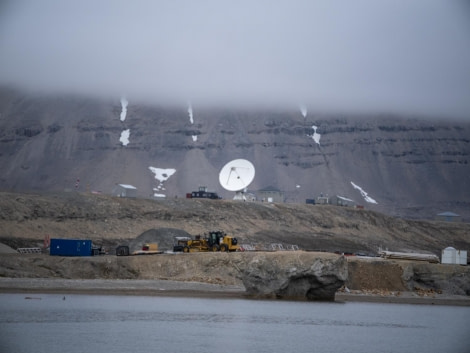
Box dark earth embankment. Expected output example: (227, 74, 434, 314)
(1, 191, 469, 257)
(1, 191, 469, 303)
(1, 252, 469, 304)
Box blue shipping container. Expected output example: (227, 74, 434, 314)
(50, 239, 92, 256)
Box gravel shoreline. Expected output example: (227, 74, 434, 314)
(1, 278, 469, 305)
(0, 278, 246, 299)
(335, 292, 470, 306)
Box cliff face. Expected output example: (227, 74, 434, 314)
(0, 251, 347, 301)
(346, 257, 470, 297)
(1, 252, 469, 299)
(239, 252, 347, 300)
(1, 87, 469, 220)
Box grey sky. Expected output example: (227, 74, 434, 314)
(0, 0, 469, 117)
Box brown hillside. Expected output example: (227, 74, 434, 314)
(0, 191, 469, 257)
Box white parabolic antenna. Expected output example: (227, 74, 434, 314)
(219, 159, 255, 192)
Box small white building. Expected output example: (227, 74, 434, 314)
(113, 184, 137, 198)
(258, 186, 284, 203)
(436, 212, 461, 222)
(441, 247, 467, 265)
(316, 195, 329, 205)
(331, 195, 355, 207)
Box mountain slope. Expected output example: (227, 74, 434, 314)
(0, 87, 469, 220)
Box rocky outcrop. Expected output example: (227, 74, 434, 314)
(1, 249, 469, 299)
(0, 251, 348, 300)
(346, 257, 470, 296)
(237, 252, 347, 300)
(402, 262, 470, 296)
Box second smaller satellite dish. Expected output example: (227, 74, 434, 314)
(219, 159, 255, 192)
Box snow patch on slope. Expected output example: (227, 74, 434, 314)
(120, 97, 128, 121)
(149, 167, 176, 198)
(153, 193, 166, 198)
(188, 102, 198, 142)
(119, 96, 131, 146)
(351, 182, 378, 204)
(300, 105, 307, 118)
(188, 102, 194, 124)
(309, 125, 321, 145)
(120, 129, 130, 146)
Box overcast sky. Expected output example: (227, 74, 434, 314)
(0, 0, 469, 117)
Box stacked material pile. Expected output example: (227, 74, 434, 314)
(380, 251, 440, 263)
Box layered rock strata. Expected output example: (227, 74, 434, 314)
(237, 252, 347, 300)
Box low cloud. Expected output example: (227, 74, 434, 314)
(0, 0, 469, 117)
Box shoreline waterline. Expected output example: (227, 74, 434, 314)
(1, 278, 469, 306)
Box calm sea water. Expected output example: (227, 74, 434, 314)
(0, 293, 469, 353)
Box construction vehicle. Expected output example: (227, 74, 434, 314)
(173, 237, 192, 252)
(116, 243, 162, 256)
(208, 231, 239, 252)
(176, 231, 239, 252)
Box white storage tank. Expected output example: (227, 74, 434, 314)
(441, 247, 467, 265)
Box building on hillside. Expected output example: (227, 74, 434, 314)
(441, 247, 467, 265)
(436, 212, 461, 222)
(258, 186, 284, 203)
(187, 186, 220, 199)
(233, 190, 256, 202)
(112, 184, 137, 198)
(316, 193, 329, 205)
(330, 195, 355, 207)
(244, 191, 257, 202)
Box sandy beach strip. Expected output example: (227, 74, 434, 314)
(1, 278, 469, 305)
(0, 278, 246, 299)
(335, 292, 470, 306)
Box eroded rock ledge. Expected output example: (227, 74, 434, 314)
(1, 252, 469, 301)
(236, 252, 347, 300)
(0, 251, 347, 301)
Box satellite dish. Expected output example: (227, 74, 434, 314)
(219, 159, 255, 192)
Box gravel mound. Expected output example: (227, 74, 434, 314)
(0, 243, 17, 254)
(128, 228, 192, 252)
